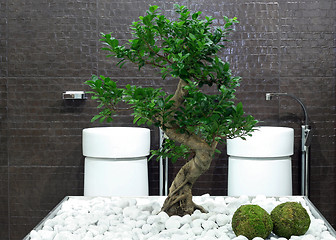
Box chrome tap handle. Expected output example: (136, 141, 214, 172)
(304, 128, 312, 147)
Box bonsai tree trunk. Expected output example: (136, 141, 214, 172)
(159, 79, 218, 216)
(161, 144, 217, 216)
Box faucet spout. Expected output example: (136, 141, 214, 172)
(265, 92, 309, 126)
(265, 93, 272, 101)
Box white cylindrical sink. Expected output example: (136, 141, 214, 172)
(227, 126, 294, 197)
(82, 127, 150, 197)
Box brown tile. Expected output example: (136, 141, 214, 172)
(7, 0, 98, 77)
(9, 166, 83, 239)
(0, 0, 7, 77)
(0, 167, 8, 240)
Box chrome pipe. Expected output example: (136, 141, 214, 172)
(301, 125, 310, 196)
(165, 156, 168, 195)
(266, 92, 311, 196)
(159, 128, 164, 196)
(159, 128, 169, 196)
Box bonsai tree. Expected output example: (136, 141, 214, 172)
(86, 4, 257, 216)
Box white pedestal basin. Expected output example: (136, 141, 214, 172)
(82, 127, 150, 196)
(227, 126, 294, 197)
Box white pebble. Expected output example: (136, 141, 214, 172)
(73, 227, 87, 236)
(172, 233, 188, 240)
(153, 222, 166, 232)
(138, 210, 151, 221)
(233, 235, 248, 240)
(180, 223, 191, 231)
(138, 203, 153, 212)
(83, 231, 93, 238)
(112, 206, 122, 215)
(208, 214, 217, 222)
(142, 223, 152, 234)
(115, 199, 129, 208)
(123, 206, 141, 219)
(54, 231, 80, 240)
(131, 227, 143, 237)
(147, 215, 160, 224)
(181, 214, 192, 225)
(253, 195, 267, 202)
(64, 223, 78, 232)
(321, 231, 335, 240)
(29, 230, 42, 240)
(200, 212, 211, 220)
(192, 218, 205, 227)
(191, 209, 202, 220)
(216, 214, 230, 226)
(301, 234, 316, 240)
(200, 193, 211, 200)
(165, 216, 181, 229)
(158, 211, 169, 222)
(53, 224, 64, 232)
(151, 202, 162, 214)
(202, 220, 216, 230)
(135, 219, 146, 228)
(201, 236, 217, 240)
(97, 218, 108, 227)
(127, 198, 137, 206)
(192, 226, 203, 235)
(43, 219, 58, 228)
(204, 229, 217, 237)
(218, 235, 231, 240)
(41, 226, 53, 231)
(226, 200, 243, 214)
(37, 230, 56, 240)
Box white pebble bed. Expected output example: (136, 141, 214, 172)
(28, 195, 336, 240)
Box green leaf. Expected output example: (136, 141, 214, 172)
(189, 33, 196, 41)
(91, 115, 102, 122)
(133, 115, 141, 124)
(192, 11, 202, 20)
(223, 62, 230, 72)
(149, 5, 159, 13)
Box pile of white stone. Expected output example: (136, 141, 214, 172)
(28, 195, 336, 240)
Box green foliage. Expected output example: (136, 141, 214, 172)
(86, 75, 124, 123)
(86, 75, 171, 127)
(86, 4, 257, 162)
(100, 4, 238, 86)
(149, 138, 191, 164)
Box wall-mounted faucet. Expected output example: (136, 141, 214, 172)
(265, 92, 311, 197)
(266, 93, 308, 126)
(63, 91, 87, 100)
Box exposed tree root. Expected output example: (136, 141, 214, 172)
(160, 152, 213, 216)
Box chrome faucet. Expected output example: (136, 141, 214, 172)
(265, 92, 311, 196)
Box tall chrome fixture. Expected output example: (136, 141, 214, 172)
(159, 128, 169, 196)
(265, 93, 312, 196)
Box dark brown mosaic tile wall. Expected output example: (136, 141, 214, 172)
(0, 0, 335, 239)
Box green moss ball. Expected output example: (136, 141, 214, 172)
(232, 204, 273, 240)
(271, 202, 311, 238)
